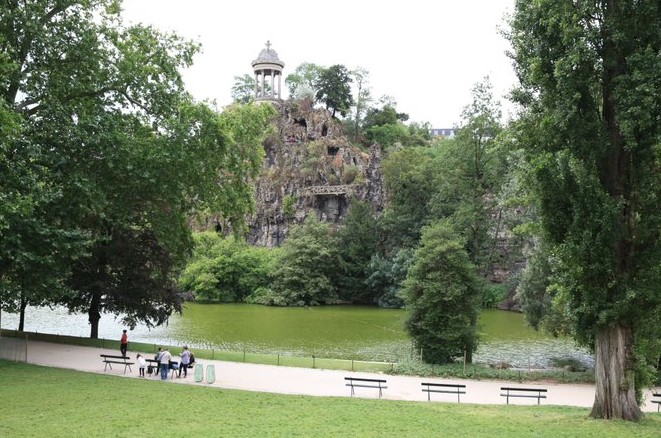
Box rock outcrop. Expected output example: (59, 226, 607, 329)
(246, 99, 386, 247)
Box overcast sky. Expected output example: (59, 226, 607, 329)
(121, 0, 517, 129)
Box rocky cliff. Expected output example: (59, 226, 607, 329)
(246, 99, 386, 247)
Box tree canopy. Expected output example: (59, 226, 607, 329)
(507, 0, 661, 421)
(0, 0, 275, 336)
(285, 62, 323, 101)
(315, 64, 354, 118)
(268, 217, 338, 306)
(403, 221, 482, 364)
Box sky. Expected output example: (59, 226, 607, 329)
(121, 0, 517, 129)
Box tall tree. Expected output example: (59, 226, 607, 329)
(447, 78, 503, 272)
(269, 216, 338, 306)
(507, 0, 661, 420)
(403, 221, 482, 364)
(1, 1, 275, 337)
(381, 146, 443, 248)
(315, 64, 354, 118)
(349, 67, 372, 142)
(334, 201, 379, 304)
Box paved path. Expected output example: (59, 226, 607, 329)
(5, 338, 660, 412)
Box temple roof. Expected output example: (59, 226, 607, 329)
(252, 40, 285, 68)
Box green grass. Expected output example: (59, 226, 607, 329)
(0, 361, 658, 437)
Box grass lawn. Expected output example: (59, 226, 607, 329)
(0, 361, 658, 437)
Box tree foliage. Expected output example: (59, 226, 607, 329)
(403, 221, 482, 364)
(365, 248, 413, 309)
(0, 0, 274, 336)
(231, 74, 256, 104)
(437, 78, 504, 272)
(381, 147, 444, 248)
(507, 0, 661, 420)
(334, 202, 379, 304)
(515, 241, 554, 331)
(178, 232, 278, 302)
(268, 217, 338, 306)
(285, 62, 323, 100)
(347, 67, 373, 143)
(315, 64, 354, 118)
(231, 74, 274, 104)
(363, 104, 409, 129)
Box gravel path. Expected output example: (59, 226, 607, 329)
(3, 338, 659, 412)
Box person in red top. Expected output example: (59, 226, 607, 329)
(120, 330, 128, 356)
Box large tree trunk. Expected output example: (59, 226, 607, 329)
(590, 324, 642, 421)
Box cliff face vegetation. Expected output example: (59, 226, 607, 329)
(247, 99, 385, 247)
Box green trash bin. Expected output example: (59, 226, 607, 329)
(206, 364, 216, 384)
(194, 363, 204, 383)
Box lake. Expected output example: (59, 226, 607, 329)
(0, 303, 593, 369)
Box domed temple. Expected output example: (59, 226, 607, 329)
(252, 40, 285, 101)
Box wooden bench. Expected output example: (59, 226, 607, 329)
(145, 359, 180, 378)
(345, 377, 387, 399)
(100, 354, 134, 374)
(421, 382, 466, 402)
(500, 386, 547, 405)
(652, 393, 660, 412)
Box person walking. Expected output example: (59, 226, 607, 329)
(136, 354, 146, 377)
(178, 346, 191, 378)
(159, 348, 172, 380)
(120, 330, 128, 356)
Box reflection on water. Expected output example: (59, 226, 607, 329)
(1, 304, 593, 368)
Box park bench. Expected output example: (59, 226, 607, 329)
(345, 377, 387, 399)
(652, 393, 660, 412)
(145, 359, 180, 378)
(421, 382, 466, 403)
(500, 386, 547, 405)
(100, 354, 134, 374)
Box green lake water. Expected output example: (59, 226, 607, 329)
(1, 303, 593, 368)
